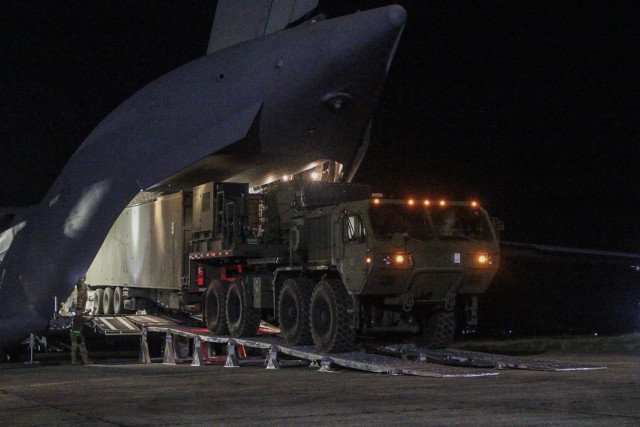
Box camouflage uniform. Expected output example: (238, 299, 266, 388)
(75, 276, 88, 310)
(70, 309, 94, 365)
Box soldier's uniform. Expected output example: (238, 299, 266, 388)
(75, 276, 88, 311)
(70, 309, 93, 365)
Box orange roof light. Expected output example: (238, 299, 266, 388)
(439, 200, 446, 206)
(423, 200, 431, 206)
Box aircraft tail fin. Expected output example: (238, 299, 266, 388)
(207, 0, 319, 54)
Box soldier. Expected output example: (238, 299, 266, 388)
(70, 306, 96, 365)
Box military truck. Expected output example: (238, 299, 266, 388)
(86, 171, 499, 352)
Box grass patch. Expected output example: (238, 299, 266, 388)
(451, 333, 640, 355)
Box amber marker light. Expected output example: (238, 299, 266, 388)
(477, 254, 488, 264)
(366, 257, 372, 264)
(407, 199, 415, 206)
(471, 201, 478, 208)
(423, 200, 430, 206)
(439, 200, 446, 206)
(395, 254, 405, 264)
(373, 198, 380, 205)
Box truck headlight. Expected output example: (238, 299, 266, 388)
(474, 253, 495, 267)
(380, 253, 413, 269)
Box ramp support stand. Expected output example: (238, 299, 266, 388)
(318, 357, 337, 373)
(163, 331, 176, 365)
(24, 333, 40, 366)
(139, 327, 151, 364)
(265, 345, 280, 370)
(224, 339, 241, 368)
(191, 339, 206, 367)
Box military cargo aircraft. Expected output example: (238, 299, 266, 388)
(0, 1, 407, 350)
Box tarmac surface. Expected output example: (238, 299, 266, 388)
(1, 350, 638, 426)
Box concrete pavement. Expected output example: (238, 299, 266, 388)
(1, 350, 638, 426)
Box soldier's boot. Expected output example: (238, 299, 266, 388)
(82, 351, 92, 365)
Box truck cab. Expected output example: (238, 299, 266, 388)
(294, 195, 499, 348)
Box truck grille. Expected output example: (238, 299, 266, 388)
(409, 271, 463, 300)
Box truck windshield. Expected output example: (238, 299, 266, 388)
(368, 204, 434, 240)
(430, 206, 493, 241)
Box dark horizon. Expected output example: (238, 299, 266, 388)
(1, 1, 638, 252)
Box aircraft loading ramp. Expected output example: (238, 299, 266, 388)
(86, 315, 605, 376)
(135, 324, 606, 378)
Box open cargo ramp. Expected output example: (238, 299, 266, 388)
(138, 326, 606, 377)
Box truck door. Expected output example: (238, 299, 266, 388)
(339, 214, 368, 293)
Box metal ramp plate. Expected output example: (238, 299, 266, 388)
(318, 352, 497, 377)
(126, 315, 180, 328)
(373, 344, 607, 371)
(92, 316, 141, 336)
(235, 337, 497, 377)
(420, 348, 607, 371)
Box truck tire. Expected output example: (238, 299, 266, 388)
(113, 287, 123, 315)
(102, 287, 114, 315)
(310, 279, 355, 353)
(226, 279, 260, 337)
(205, 279, 229, 335)
(94, 288, 104, 315)
(278, 277, 313, 346)
(418, 310, 456, 349)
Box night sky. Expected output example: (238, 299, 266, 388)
(1, 1, 638, 252)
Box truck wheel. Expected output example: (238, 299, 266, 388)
(205, 279, 229, 335)
(310, 279, 355, 353)
(113, 287, 123, 315)
(226, 280, 260, 337)
(94, 288, 104, 315)
(103, 287, 114, 315)
(418, 310, 456, 349)
(278, 277, 313, 346)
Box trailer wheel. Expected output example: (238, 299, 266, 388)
(278, 277, 313, 346)
(94, 288, 104, 315)
(310, 279, 355, 353)
(205, 280, 229, 335)
(102, 287, 114, 315)
(113, 287, 123, 315)
(418, 310, 456, 349)
(226, 279, 260, 337)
